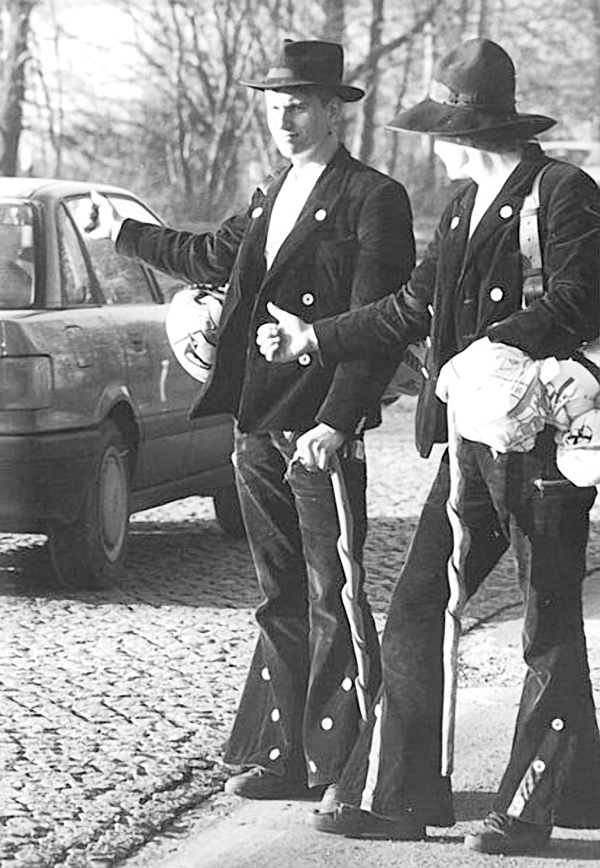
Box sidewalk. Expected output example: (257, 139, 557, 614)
(121, 571, 600, 868)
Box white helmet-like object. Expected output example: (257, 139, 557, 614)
(166, 286, 225, 383)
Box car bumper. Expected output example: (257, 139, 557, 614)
(0, 428, 101, 531)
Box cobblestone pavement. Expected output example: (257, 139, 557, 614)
(1, 400, 599, 867)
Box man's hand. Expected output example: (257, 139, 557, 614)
(292, 423, 346, 472)
(257, 302, 318, 362)
(84, 190, 124, 241)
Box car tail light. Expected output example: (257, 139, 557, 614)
(0, 355, 52, 409)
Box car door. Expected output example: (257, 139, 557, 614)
(49, 204, 125, 428)
(64, 192, 228, 493)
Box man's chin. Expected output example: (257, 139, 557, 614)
(276, 142, 297, 159)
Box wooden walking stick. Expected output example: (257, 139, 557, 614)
(441, 398, 470, 776)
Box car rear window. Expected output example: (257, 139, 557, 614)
(0, 202, 35, 309)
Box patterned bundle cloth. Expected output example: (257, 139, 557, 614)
(435, 337, 549, 454)
(543, 341, 600, 486)
(436, 337, 600, 486)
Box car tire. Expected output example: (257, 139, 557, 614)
(213, 483, 245, 538)
(48, 420, 130, 584)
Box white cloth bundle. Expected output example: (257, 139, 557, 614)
(436, 337, 600, 486)
(539, 348, 600, 430)
(435, 338, 548, 453)
(555, 409, 600, 486)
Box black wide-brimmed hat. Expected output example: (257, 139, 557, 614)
(240, 40, 364, 103)
(387, 39, 556, 141)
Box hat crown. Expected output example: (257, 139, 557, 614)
(270, 40, 344, 85)
(435, 39, 516, 114)
(240, 39, 364, 102)
(386, 37, 556, 142)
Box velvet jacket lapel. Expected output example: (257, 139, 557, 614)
(259, 146, 353, 287)
(435, 153, 550, 347)
(465, 154, 548, 260)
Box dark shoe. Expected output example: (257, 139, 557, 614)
(464, 811, 552, 854)
(314, 803, 425, 840)
(224, 767, 310, 800)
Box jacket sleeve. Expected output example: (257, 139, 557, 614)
(313, 212, 444, 367)
(487, 165, 600, 358)
(315, 180, 416, 433)
(115, 202, 255, 286)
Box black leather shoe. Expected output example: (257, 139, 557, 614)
(224, 767, 311, 800)
(314, 803, 425, 840)
(464, 811, 552, 854)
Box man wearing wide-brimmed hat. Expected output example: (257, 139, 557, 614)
(257, 38, 600, 854)
(105, 40, 415, 801)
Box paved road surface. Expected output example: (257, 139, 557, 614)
(121, 589, 600, 868)
(1, 399, 599, 867)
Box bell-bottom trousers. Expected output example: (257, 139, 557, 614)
(336, 430, 600, 828)
(223, 428, 382, 787)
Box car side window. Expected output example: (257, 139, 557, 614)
(105, 197, 199, 303)
(65, 194, 156, 305)
(57, 206, 95, 306)
(0, 204, 35, 309)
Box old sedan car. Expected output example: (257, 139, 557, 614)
(0, 178, 242, 584)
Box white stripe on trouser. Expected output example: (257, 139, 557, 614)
(330, 453, 371, 722)
(359, 699, 383, 812)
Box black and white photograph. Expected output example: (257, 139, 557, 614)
(1, 1, 600, 866)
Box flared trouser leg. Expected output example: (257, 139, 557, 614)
(338, 433, 600, 828)
(487, 446, 600, 828)
(223, 429, 381, 787)
(336, 452, 508, 823)
(445, 434, 600, 828)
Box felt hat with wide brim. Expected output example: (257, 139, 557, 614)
(240, 40, 364, 103)
(387, 39, 556, 141)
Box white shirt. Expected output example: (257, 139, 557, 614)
(264, 162, 327, 270)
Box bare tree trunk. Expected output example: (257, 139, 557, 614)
(477, 0, 491, 37)
(358, 0, 385, 164)
(0, 0, 35, 176)
(167, 0, 194, 200)
(30, 0, 64, 176)
(386, 41, 414, 177)
(422, 22, 437, 183)
(591, 0, 600, 140)
(323, 0, 345, 42)
(458, 0, 470, 29)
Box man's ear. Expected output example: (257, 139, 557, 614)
(328, 96, 344, 124)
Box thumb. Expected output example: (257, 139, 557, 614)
(91, 188, 121, 221)
(90, 188, 108, 208)
(266, 301, 297, 324)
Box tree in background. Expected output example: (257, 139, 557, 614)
(0, 0, 37, 175)
(8, 0, 600, 229)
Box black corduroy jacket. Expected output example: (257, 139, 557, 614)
(314, 145, 600, 456)
(117, 146, 415, 434)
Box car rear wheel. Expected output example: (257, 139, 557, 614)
(48, 421, 130, 584)
(213, 483, 245, 538)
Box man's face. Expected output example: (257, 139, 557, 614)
(265, 89, 339, 161)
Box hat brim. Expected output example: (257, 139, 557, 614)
(239, 77, 364, 102)
(387, 97, 556, 138)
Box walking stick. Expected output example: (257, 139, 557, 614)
(330, 453, 370, 722)
(441, 399, 470, 776)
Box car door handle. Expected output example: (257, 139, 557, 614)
(65, 323, 92, 368)
(126, 330, 145, 352)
